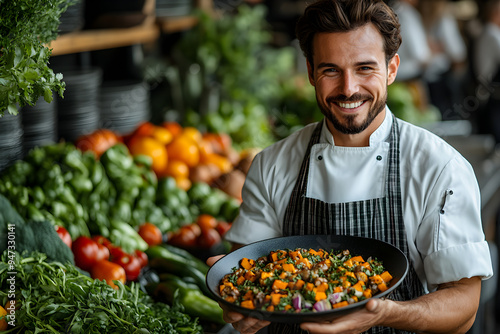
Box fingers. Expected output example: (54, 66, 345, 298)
(206, 254, 225, 267)
(223, 311, 270, 334)
(365, 298, 379, 313)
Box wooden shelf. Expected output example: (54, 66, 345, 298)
(48, 23, 160, 56)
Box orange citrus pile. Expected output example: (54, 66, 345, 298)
(125, 121, 236, 191)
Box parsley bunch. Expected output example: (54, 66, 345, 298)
(0, 0, 74, 117)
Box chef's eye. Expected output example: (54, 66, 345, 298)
(323, 68, 338, 75)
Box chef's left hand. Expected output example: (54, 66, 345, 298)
(300, 298, 387, 334)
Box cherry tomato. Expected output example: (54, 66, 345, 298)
(92, 235, 112, 248)
(168, 226, 198, 248)
(108, 245, 126, 261)
(134, 249, 148, 268)
(183, 223, 201, 237)
(215, 221, 232, 237)
(90, 260, 126, 289)
(197, 228, 221, 249)
(138, 222, 163, 246)
(112, 253, 142, 281)
(95, 242, 110, 262)
(55, 225, 72, 248)
(72, 236, 99, 271)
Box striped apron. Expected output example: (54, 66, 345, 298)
(267, 117, 425, 334)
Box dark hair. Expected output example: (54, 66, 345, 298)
(296, 0, 401, 67)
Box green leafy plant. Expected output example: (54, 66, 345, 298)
(0, 0, 75, 116)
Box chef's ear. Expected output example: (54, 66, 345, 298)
(307, 60, 315, 87)
(387, 54, 400, 85)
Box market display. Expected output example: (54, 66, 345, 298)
(0, 118, 252, 331)
(219, 248, 393, 312)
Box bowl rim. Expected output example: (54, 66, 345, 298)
(206, 234, 409, 323)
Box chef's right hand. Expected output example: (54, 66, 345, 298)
(206, 255, 271, 334)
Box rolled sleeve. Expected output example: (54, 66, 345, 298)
(424, 241, 493, 287)
(416, 156, 494, 289)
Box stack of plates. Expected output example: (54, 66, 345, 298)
(156, 0, 193, 17)
(57, 68, 102, 142)
(59, 0, 85, 34)
(0, 112, 24, 172)
(21, 96, 58, 152)
(99, 80, 151, 135)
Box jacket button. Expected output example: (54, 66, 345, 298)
(376, 155, 382, 161)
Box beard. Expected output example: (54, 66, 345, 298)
(317, 91, 387, 135)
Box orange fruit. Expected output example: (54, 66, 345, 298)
(181, 126, 203, 144)
(128, 136, 168, 174)
(166, 137, 200, 168)
(162, 121, 183, 138)
(200, 153, 232, 174)
(198, 139, 214, 159)
(0, 305, 7, 330)
(163, 160, 190, 179)
(151, 126, 173, 145)
(133, 121, 156, 137)
(175, 177, 192, 191)
(196, 214, 218, 231)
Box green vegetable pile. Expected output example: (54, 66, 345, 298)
(0, 142, 240, 252)
(0, 251, 203, 333)
(0, 0, 75, 116)
(0, 143, 165, 252)
(0, 193, 74, 265)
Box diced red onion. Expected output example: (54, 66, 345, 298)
(329, 293, 341, 304)
(313, 299, 332, 312)
(292, 293, 303, 310)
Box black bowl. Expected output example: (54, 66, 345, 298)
(206, 234, 408, 323)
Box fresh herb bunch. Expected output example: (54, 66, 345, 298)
(0, 251, 203, 333)
(0, 0, 76, 117)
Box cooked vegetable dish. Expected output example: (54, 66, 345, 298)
(219, 248, 393, 312)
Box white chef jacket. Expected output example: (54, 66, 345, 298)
(224, 108, 493, 292)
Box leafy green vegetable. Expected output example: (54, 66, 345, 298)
(0, 193, 74, 264)
(0, 251, 203, 333)
(0, 0, 77, 116)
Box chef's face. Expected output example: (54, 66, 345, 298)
(307, 23, 399, 137)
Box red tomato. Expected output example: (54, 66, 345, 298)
(134, 249, 148, 268)
(183, 223, 201, 237)
(92, 235, 112, 248)
(197, 228, 221, 249)
(138, 222, 163, 246)
(90, 260, 126, 289)
(72, 236, 99, 271)
(55, 225, 72, 248)
(168, 226, 198, 248)
(95, 242, 110, 262)
(108, 245, 126, 260)
(112, 253, 142, 281)
(215, 221, 232, 237)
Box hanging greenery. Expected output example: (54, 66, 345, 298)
(0, 0, 76, 117)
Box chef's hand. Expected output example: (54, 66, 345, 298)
(300, 298, 387, 334)
(207, 255, 271, 334)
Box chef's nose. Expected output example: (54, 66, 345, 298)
(338, 71, 359, 97)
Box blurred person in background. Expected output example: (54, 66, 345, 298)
(474, 0, 500, 146)
(417, 0, 468, 120)
(391, 0, 430, 82)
